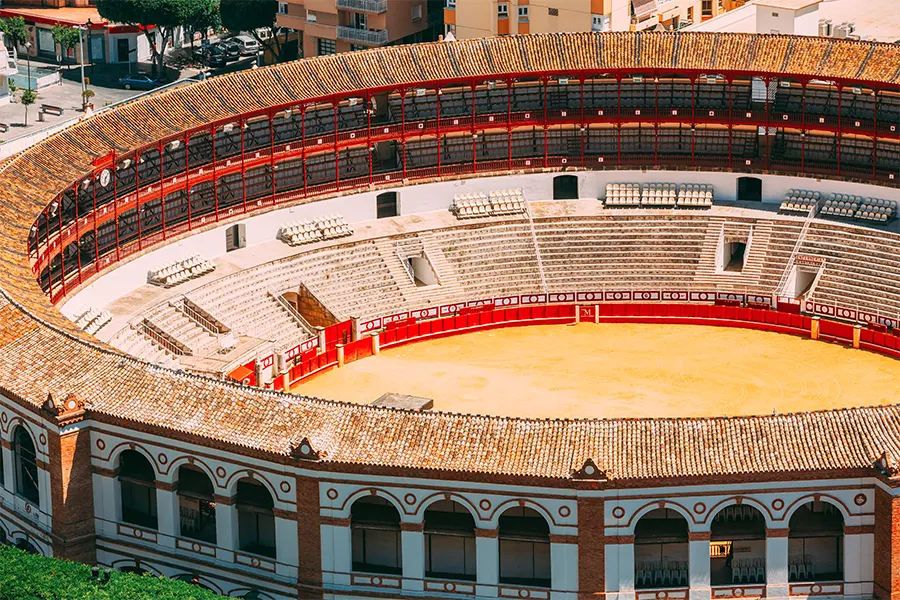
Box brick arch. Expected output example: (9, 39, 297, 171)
(4, 418, 39, 447)
(161, 456, 223, 491)
(223, 469, 281, 503)
(626, 500, 696, 533)
(702, 496, 775, 529)
(172, 572, 225, 595)
(9, 532, 45, 556)
(415, 492, 483, 524)
(783, 493, 851, 524)
(109, 558, 165, 577)
(107, 442, 161, 478)
(340, 487, 409, 520)
(487, 498, 558, 531)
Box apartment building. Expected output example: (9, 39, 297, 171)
(444, 0, 745, 38)
(276, 0, 441, 57)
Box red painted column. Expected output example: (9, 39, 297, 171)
(211, 126, 219, 221)
(159, 141, 167, 241)
(184, 135, 192, 229)
(333, 103, 340, 192)
(436, 87, 442, 178)
(400, 89, 407, 181)
(837, 83, 843, 177)
(301, 106, 308, 198)
(269, 110, 277, 203)
(873, 89, 879, 180)
(616, 75, 622, 166)
(366, 93, 373, 185)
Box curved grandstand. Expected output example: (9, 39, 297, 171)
(0, 32, 898, 600)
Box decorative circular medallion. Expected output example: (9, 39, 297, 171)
(558, 506, 571, 518)
(444, 583, 456, 592)
(280, 481, 291, 494)
(479, 499, 491, 511)
(854, 493, 867, 506)
(133, 529, 142, 539)
(192, 542, 201, 552)
(811, 585, 822, 594)
(734, 589, 743, 597)
(693, 502, 706, 514)
(584, 464, 596, 475)
(372, 577, 382, 586)
(38, 434, 46, 446)
(299, 443, 311, 455)
(96, 439, 105, 450)
(326, 488, 339, 500)
(404, 493, 416, 505)
(611, 506, 626, 519)
(1, 412, 7, 423)
(157, 454, 168, 465)
(251, 557, 260, 567)
(518, 589, 530, 598)
(25, 504, 32, 514)
(657, 592, 667, 599)
(215, 466, 226, 479)
(772, 499, 784, 511)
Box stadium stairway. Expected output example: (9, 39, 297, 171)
(693, 218, 774, 290)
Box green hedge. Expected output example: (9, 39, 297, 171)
(0, 545, 228, 599)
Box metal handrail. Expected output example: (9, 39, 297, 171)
(138, 319, 191, 356)
(336, 0, 388, 13)
(173, 295, 229, 335)
(774, 204, 818, 297)
(336, 25, 388, 45)
(398, 252, 416, 283)
(523, 200, 548, 295)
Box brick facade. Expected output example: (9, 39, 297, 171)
(296, 475, 323, 600)
(47, 427, 96, 563)
(874, 488, 900, 600)
(577, 497, 604, 600)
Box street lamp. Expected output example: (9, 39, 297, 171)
(78, 22, 87, 97)
(23, 42, 31, 93)
(85, 19, 93, 80)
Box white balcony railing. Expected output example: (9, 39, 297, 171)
(337, 0, 388, 14)
(337, 25, 389, 46)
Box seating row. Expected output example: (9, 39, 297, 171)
(149, 255, 215, 288)
(278, 214, 353, 246)
(780, 189, 821, 213)
(604, 183, 713, 208)
(75, 307, 112, 334)
(635, 561, 689, 588)
(451, 189, 527, 219)
(732, 558, 765, 584)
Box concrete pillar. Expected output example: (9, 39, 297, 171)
(594, 304, 600, 324)
(336, 344, 345, 367)
(475, 529, 499, 596)
(401, 522, 425, 591)
(214, 496, 238, 562)
(689, 536, 711, 600)
(551, 537, 579, 592)
(253, 358, 263, 387)
(1, 441, 13, 495)
(316, 327, 326, 353)
(92, 472, 120, 538)
(853, 324, 862, 349)
(371, 332, 380, 355)
(321, 520, 352, 585)
(156, 484, 178, 548)
(275, 514, 299, 575)
(811, 316, 820, 340)
(351, 316, 361, 342)
(765, 530, 789, 600)
(843, 529, 874, 599)
(575, 305, 581, 323)
(604, 540, 634, 600)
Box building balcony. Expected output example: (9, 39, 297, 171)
(337, 25, 389, 46)
(336, 0, 388, 14)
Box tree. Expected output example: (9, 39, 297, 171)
(220, 0, 291, 63)
(185, 1, 221, 52)
(97, 0, 219, 79)
(20, 88, 36, 127)
(0, 16, 27, 53)
(50, 23, 80, 67)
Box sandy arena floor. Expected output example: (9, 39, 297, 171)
(296, 323, 900, 418)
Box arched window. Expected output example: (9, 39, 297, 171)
(173, 573, 216, 591)
(118, 450, 158, 529)
(176, 465, 217, 544)
(498, 506, 550, 588)
(14, 538, 38, 554)
(424, 500, 476, 580)
(119, 566, 148, 575)
(236, 478, 276, 558)
(634, 508, 689, 589)
(13, 427, 39, 504)
(351, 496, 402, 574)
(788, 501, 844, 582)
(710, 504, 766, 585)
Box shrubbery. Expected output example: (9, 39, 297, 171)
(0, 545, 227, 599)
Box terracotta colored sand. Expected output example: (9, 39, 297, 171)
(295, 323, 899, 418)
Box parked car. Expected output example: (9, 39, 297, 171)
(202, 45, 229, 67)
(119, 73, 162, 91)
(232, 34, 261, 55)
(222, 40, 242, 59)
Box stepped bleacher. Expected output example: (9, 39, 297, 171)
(450, 189, 527, 219)
(780, 190, 821, 214)
(820, 193, 895, 223)
(604, 183, 713, 208)
(278, 214, 353, 246)
(149, 255, 215, 288)
(75, 308, 112, 335)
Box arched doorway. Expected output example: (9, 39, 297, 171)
(736, 176, 762, 202)
(553, 175, 579, 200)
(176, 465, 217, 544)
(634, 508, 689, 589)
(424, 500, 476, 580)
(236, 478, 276, 558)
(351, 496, 402, 574)
(710, 504, 766, 585)
(118, 450, 157, 529)
(498, 506, 551, 588)
(12, 427, 39, 505)
(788, 501, 844, 582)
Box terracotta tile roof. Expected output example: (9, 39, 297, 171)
(0, 32, 896, 481)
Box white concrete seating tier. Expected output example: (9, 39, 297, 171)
(75, 308, 112, 335)
(780, 189, 821, 213)
(149, 255, 215, 288)
(278, 214, 353, 246)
